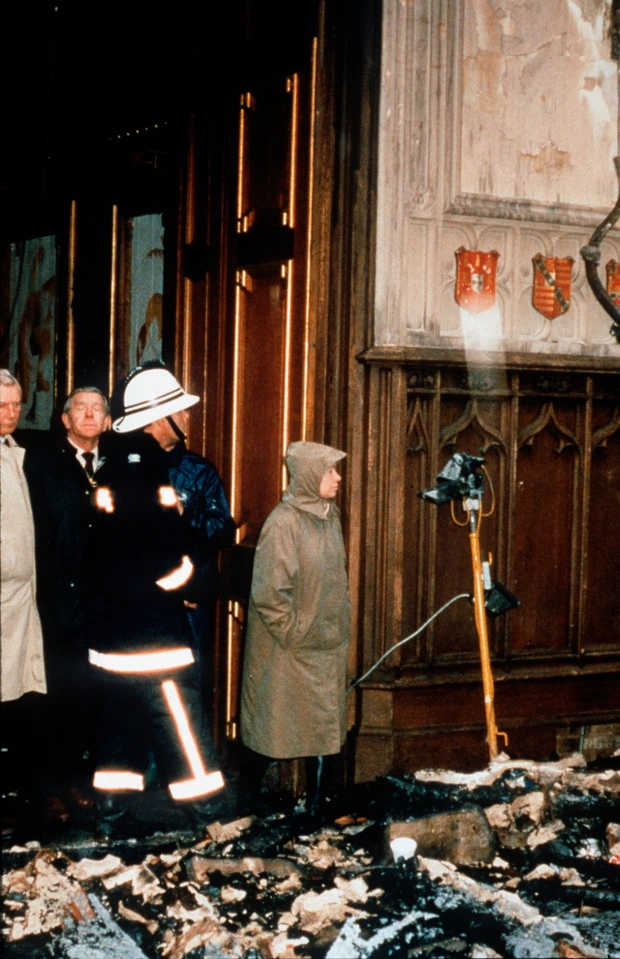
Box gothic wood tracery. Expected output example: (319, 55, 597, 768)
(355, 355, 620, 778)
(365, 361, 619, 677)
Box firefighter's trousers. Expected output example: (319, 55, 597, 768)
(90, 649, 223, 801)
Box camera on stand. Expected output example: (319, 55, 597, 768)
(418, 451, 521, 759)
(419, 452, 485, 505)
(419, 452, 519, 616)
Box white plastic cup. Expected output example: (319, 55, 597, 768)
(390, 836, 417, 862)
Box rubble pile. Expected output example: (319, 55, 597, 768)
(2, 753, 619, 959)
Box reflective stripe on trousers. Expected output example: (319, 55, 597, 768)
(89, 646, 195, 673)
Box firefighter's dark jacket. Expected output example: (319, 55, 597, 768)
(166, 441, 236, 604)
(85, 438, 197, 655)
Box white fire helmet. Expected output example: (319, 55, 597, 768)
(113, 367, 200, 433)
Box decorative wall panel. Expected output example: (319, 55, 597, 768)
(583, 391, 620, 649)
(460, 0, 617, 210)
(6, 236, 57, 429)
(365, 359, 620, 676)
(355, 354, 620, 777)
(113, 212, 165, 384)
(375, 0, 620, 359)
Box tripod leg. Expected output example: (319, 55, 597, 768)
(468, 507, 499, 761)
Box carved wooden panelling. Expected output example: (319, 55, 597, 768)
(513, 401, 580, 655)
(371, 362, 620, 678)
(584, 394, 620, 650)
(375, 0, 620, 359)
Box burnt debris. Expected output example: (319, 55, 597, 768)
(2, 752, 619, 959)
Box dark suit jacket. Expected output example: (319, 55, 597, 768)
(24, 434, 109, 638)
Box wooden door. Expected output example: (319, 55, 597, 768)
(222, 10, 319, 740)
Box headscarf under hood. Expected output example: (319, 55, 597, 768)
(281, 441, 346, 517)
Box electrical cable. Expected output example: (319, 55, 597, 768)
(347, 592, 472, 692)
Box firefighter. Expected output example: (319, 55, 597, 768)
(114, 362, 236, 704)
(87, 372, 226, 836)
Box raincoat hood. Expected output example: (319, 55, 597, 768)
(282, 441, 346, 517)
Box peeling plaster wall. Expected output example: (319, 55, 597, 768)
(462, 0, 617, 207)
(374, 0, 620, 358)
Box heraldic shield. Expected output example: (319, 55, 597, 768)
(606, 260, 620, 308)
(532, 254, 574, 319)
(454, 248, 499, 314)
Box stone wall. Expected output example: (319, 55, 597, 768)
(374, 0, 619, 359)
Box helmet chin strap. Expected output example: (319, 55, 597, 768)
(166, 415, 186, 442)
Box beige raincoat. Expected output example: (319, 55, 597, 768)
(240, 442, 351, 758)
(1, 435, 46, 701)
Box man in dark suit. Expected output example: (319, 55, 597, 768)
(25, 386, 111, 823)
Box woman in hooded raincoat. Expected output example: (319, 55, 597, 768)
(240, 441, 351, 804)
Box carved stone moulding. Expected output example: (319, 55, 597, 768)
(531, 373, 577, 395)
(360, 345, 620, 374)
(406, 369, 436, 391)
(447, 195, 614, 230)
(455, 368, 508, 394)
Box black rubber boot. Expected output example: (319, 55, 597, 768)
(95, 792, 132, 839)
(237, 748, 271, 816)
(184, 786, 233, 830)
(304, 755, 324, 813)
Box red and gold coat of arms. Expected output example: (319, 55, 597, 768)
(532, 254, 574, 319)
(606, 260, 620, 308)
(454, 247, 499, 314)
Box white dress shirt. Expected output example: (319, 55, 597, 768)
(67, 437, 101, 474)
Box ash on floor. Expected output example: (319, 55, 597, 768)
(2, 752, 619, 959)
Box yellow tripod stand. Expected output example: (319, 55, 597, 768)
(451, 481, 508, 762)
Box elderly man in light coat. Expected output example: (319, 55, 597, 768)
(239, 440, 351, 814)
(1, 369, 46, 702)
(1, 369, 47, 828)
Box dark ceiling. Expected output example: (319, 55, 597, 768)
(1, 0, 242, 220)
(1, 0, 319, 232)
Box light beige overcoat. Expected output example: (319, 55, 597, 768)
(240, 442, 351, 758)
(1, 435, 46, 701)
